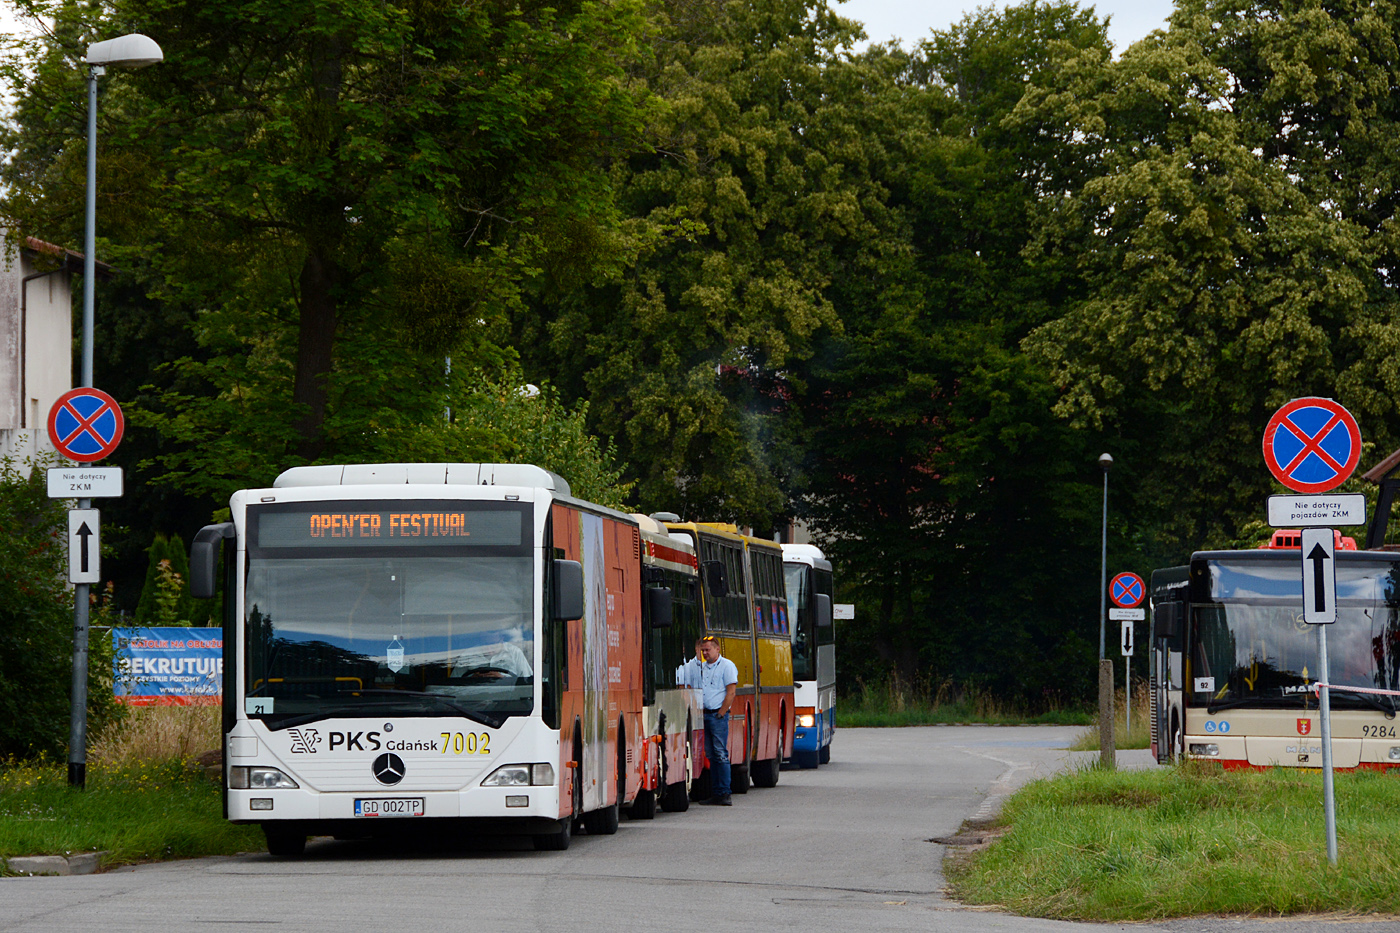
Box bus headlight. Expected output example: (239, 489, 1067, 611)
(1188, 744, 1220, 757)
(482, 763, 555, 787)
(229, 766, 299, 789)
(797, 714, 816, 728)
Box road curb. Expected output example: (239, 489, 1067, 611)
(3, 851, 107, 876)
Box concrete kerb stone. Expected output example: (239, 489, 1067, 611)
(4, 851, 108, 876)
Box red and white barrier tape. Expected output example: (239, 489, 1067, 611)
(1311, 683, 1400, 697)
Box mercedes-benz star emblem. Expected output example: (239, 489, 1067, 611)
(372, 753, 406, 786)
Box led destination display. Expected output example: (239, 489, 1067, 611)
(255, 505, 525, 549)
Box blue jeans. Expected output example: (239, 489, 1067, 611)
(704, 709, 730, 797)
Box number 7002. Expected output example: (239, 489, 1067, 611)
(441, 732, 490, 754)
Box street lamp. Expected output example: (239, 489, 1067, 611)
(1098, 452, 1113, 660)
(1097, 452, 1114, 768)
(68, 33, 163, 790)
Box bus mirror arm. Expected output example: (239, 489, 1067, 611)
(647, 586, 673, 628)
(553, 559, 585, 621)
(815, 593, 833, 628)
(189, 523, 235, 600)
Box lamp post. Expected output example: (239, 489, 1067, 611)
(1097, 452, 1114, 768)
(68, 33, 162, 790)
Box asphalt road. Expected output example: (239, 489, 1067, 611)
(2, 726, 1397, 933)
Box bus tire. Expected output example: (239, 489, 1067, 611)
(533, 817, 572, 851)
(629, 787, 657, 820)
(731, 764, 750, 794)
(690, 766, 712, 802)
(819, 742, 830, 765)
(263, 825, 305, 858)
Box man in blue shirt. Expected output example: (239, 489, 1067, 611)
(697, 634, 738, 806)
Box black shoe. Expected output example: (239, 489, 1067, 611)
(703, 795, 732, 806)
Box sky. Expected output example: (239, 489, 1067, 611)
(836, 0, 1177, 52)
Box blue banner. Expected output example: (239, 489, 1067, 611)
(113, 627, 223, 705)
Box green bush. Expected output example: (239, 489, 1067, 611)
(0, 456, 122, 759)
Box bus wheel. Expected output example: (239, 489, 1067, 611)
(731, 712, 752, 794)
(263, 825, 305, 858)
(532, 817, 571, 851)
(629, 787, 657, 820)
(819, 742, 830, 765)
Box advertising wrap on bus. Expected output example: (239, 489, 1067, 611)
(113, 626, 223, 705)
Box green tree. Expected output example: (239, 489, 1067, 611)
(1, 0, 654, 483)
(514, 0, 901, 525)
(0, 456, 122, 759)
(1013, 0, 1400, 556)
(794, 2, 1110, 694)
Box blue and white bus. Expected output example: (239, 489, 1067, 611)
(782, 544, 834, 768)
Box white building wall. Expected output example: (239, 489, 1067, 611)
(0, 237, 74, 465)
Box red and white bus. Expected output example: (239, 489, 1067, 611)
(1150, 534, 1400, 771)
(190, 463, 678, 854)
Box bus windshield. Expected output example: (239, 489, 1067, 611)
(1190, 558, 1400, 712)
(785, 563, 813, 680)
(244, 501, 534, 728)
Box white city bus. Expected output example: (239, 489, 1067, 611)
(1150, 539, 1400, 770)
(191, 463, 672, 855)
(781, 544, 834, 768)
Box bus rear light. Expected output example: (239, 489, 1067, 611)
(1389, 747, 1400, 761)
(482, 763, 555, 787)
(229, 766, 299, 789)
(1189, 744, 1220, 757)
(796, 714, 816, 728)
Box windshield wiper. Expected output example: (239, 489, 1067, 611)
(1207, 695, 1306, 714)
(349, 690, 505, 729)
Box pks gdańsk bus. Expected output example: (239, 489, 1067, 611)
(782, 544, 834, 768)
(190, 463, 674, 855)
(1150, 537, 1400, 770)
(660, 520, 795, 792)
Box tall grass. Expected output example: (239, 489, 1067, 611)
(89, 703, 221, 768)
(1069, 678, 1152, 751)
(840, 676, 1092, 727)
(948, 761, 1400, 920)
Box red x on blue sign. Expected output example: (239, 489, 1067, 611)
(1110, 572, 1145, 608)
(1262, 398, 1361, 494)
(48, 388, 124, 463)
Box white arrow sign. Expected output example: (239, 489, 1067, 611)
(1121, 617, 1135, 656)
(68, 509, 100, 584)
(1301, 527, 1336, 624)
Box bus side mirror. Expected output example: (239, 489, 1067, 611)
(703, 560, 728, 598)
(814, 594, 833, 628)
(1152, 603, 1179, 640)
(554, 560, 584, 621)
(647, 586, 673, 628)
(190, 523, 235, 599)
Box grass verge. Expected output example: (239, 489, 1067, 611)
(947, 761, 1400, 920)
(1, 705, 262, 871)
(840, 679, 1091, 728)
(0, 757, 264, 871)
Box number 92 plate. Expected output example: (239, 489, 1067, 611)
(354, 797, 425, 818)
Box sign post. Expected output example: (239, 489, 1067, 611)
(1262, 397, 1361, 868)
(48, 388, 125, 790)
(1109, 572, 1145, 741)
